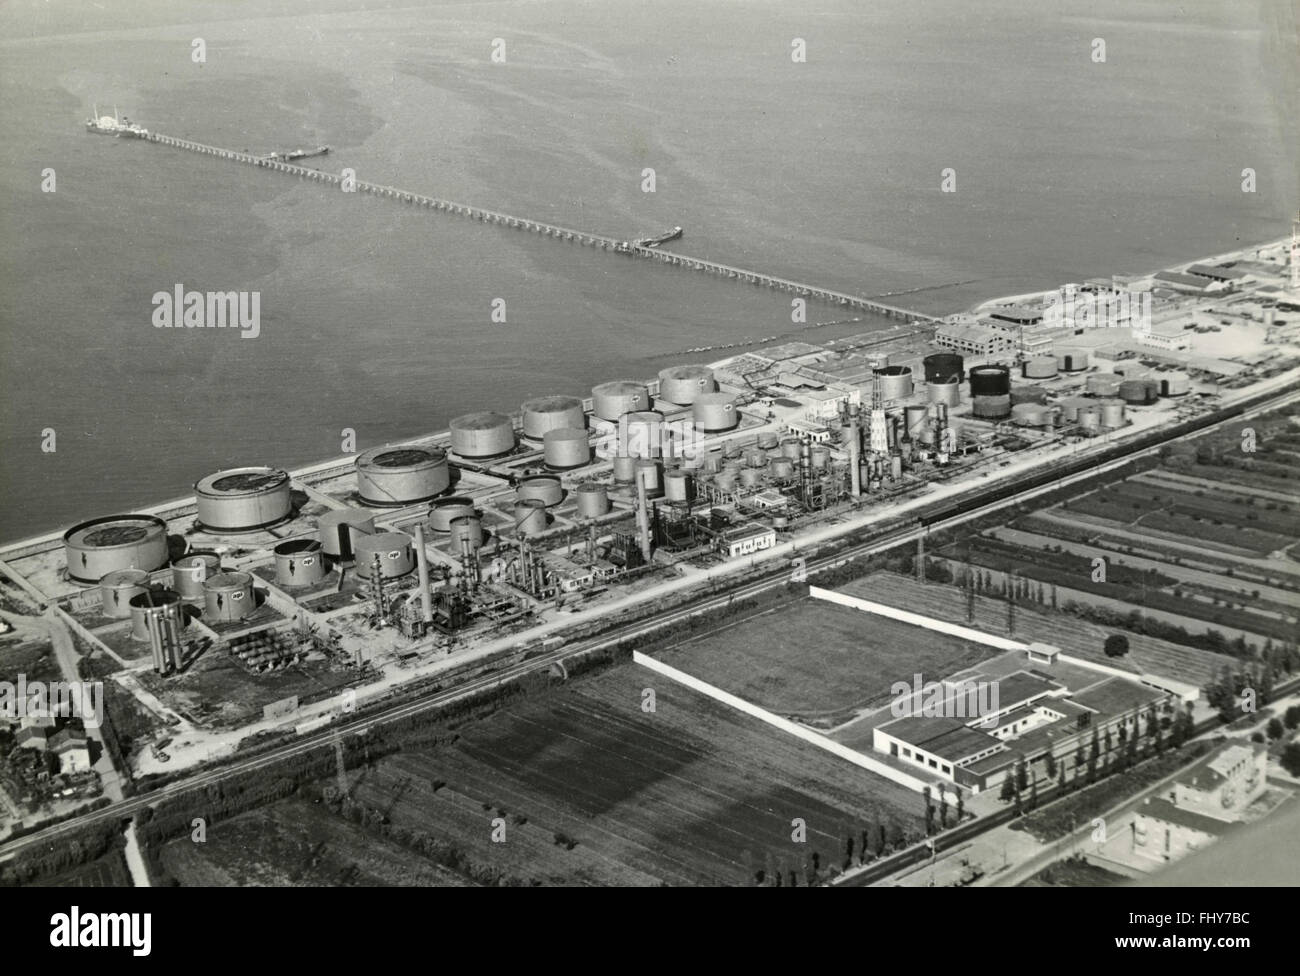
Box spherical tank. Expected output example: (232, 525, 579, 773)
(99, 569, 151, 619)
(635, 459, 662, 496)
(172, 551, 221, 601)
(274, 539, 326, 587)
(692, 393, 738, 432)
(64, 514, 170, 585)
(516, 475, 564, 507)
(923, 353, 965, 384)
(770, 458, 795, 480)
(542, 428, 591, 470)
(203, 571, 257, 623)
(352, 531, 415, 580)
(657, 365, 717, 405)
(1098, 399, 1126, 428)
(513, 500, 548, 537)
(448, 516, 484, 553)
(317, 509, 376, 558)
(1086, 374, 1122, 397)
(611, 455, 638, 483)
(968, 365, 1012, 397)
(450, 412, 516, 458)
(355, 446, 450, 507)
(874, 365, 914, 401)
(129, 589, 186, 642)
(520, 395, 586, 441)
(194, 467, 293, 533)
(429, 497, 476, 532)
(1022, 356, 1058, 380)
(927, 378, 961, 407)
(1056, 348, 1092, 372)
(971, 395, 1012, 420)
(620, 411, 664, 459)
(663, 470, 695, 503)
(592, 381, 651, 422)
(575, 483, 609, 518)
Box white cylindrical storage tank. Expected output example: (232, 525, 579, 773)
(1023, 356, 1058, 380)
(99, 569, 151, 619)
(1056, 347, 1092, 372)
(611, 454, 638, 483)
(129, 589, 186, 641)
(904, 405, 929, 442)
(520, 395, 586, 441)
(620, 410, 664, 459)
(657, 365, 717, 405)
(274, 539, 327, 587)
(874, 365, 914, 401)
(1159, 371, 1191, 397)
(194, 467, 293, 533)
(352, 531, 415, 580)
(202, 571, 256, 623)
(928, 378, 961, 407)
(779, 437, 803, 460)
(692, 393, 739, 432)
(516, 474, 564, 507)
(1057, 397, 1092, 422)
(1011, 404, 1055, 427)
(811, 445, 831, 470)
(663, 469, 695, 503)
(513, 499, 548, 536)
(1077, 407, 1101, 432)
(1086, 373, 1122, 397)
(543, 428, 591, 470)
(356, 446, 450, 507)
(635, 459, 662, 496)
(575, 483, 608, 518)
(592, 381, 650, 422)
(770, 458, 795, 480)
(1098, 399, 1126, 428)
(448, 516, 484, 552)
(450, 411, 516, 458)
(64, 514, 170, 585)
(429, 496, 476, 532)
(172, 551, 221, 601)
(317, 509, 375, 559)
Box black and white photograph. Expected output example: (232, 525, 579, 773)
(0, 0, 1297, 938)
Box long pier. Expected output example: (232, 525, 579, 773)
(144, 131, 939, 324)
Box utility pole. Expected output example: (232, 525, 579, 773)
(916, 534, 925, 584)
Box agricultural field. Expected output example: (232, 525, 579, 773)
(346, 664, 925, 886)
(656, 597, 999, 719)
(158, 797, 472, 886)
(23, 849, 133, 887)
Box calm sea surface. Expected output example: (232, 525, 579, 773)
(0, 0, 1295, 542)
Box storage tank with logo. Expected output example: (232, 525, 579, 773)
(100, 569, 151, 619)
(592, 381, 651, 423)
(203, 571, 257, 623)
(273, 539, 327, 587)
(352, 531, 415, 580)
(172, 551, 222, 602)
(317, 509, 376, 561)
(657, 365, 716, 406)
(692, 393, 739, 433)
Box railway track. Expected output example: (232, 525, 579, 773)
(2, 384, 1295, 866)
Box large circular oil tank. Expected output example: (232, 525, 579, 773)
(1011, 403, 1055, 427)
(692, 393, 739, 432)
(1098, 399, 1126, 428)
(352, 531, 415, 580)
(620, 411, 664, 459)
(657, 365, 717, 405)
(317, 509, 375, 558)
(770, 458, 796, 480)
(611, 454, 638, 483)
(429, 496, 476, 532)
(592, 381, 651, 422)
(969, 365, 1012, 397)
(129, 589, 186, 641)
(927, 378, 961, 406)
(520, 395, 586, 441)
(575, 483, 609, 518)
(874, 365, 914, 401)
(1056, 347, 1092, 372)
(450, 412, 516, 458)
(203, 571, 256, 623)
(194, 467, 292, 533)
(635, 459, 662, 496)
(1086, 373, 1122, 397)
(1119, 380, 1157, 405)
(923, 353, 965, 384)
(663, 469, 695, 503)
(99, 569, 150, 619)
(172, 551, 221, 601)
(448, 516, 484, 552)
(1158, 371, 1191, 397)
(1022, 356, 1058, 380)
(516, 474, 563, 507)
(356, 446, 450, 507)
(64, 514, 170, 585)
(542, 428, 591, 470)
(513, 499, 548, 536)
(274, 539, 326, 587)
(971, 395, 1012, 419)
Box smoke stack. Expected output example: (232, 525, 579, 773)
(634, 465, 653, 563)
(414, 524, 433, 623)
(848, 417, 862, 497)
